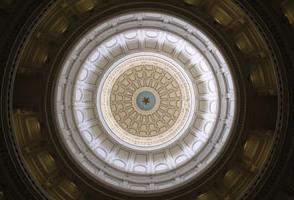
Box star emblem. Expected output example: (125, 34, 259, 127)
(142, 97, 150, 105)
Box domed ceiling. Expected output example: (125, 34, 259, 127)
(55, 12, 235, 193)
(0, 0, 294, 200)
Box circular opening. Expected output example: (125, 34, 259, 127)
(98, 52, 194, 149)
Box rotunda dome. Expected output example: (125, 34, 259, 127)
(55, 11, 236, 193)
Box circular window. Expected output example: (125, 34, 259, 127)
(55, 11, 236, 193)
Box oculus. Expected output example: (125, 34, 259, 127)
(99, 53, 193, 147)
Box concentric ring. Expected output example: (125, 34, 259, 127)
(54, 11, 236, 193)
(98, 53, 194, 148)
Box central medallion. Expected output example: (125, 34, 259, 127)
(98, 53, 194, 148)
(110, 64, 181, 138)
(136, 91, 156, 111)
